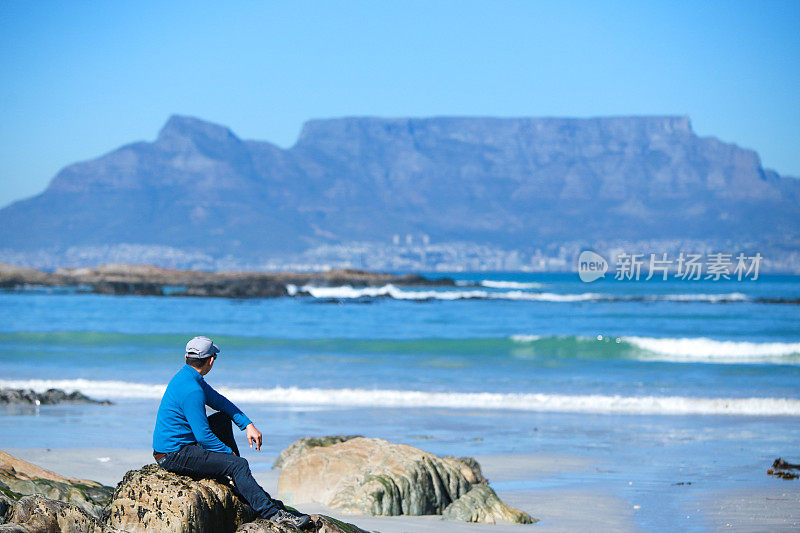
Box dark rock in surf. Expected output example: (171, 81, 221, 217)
(767, 457, 800, 480)
(0, 388, 112, 406)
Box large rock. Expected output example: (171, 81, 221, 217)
(277, 437, 534, 524)
(0, 450, 113, 517)
(103, 463, 255, 533)
(273, 436, 361, 470)
(103, 464, 370, 533)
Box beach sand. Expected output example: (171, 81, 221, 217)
(5, 447, 799, 532)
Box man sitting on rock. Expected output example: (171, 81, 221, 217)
(153, 336, 312, 530)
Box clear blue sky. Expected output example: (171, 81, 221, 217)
(1, 1, 798, 208)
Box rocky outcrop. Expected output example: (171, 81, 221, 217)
(0, 450, 113, 517)
(103, 464, 255, 533)
(276, 437, 534, 524)
(102, 464, 371, 533)
(0, 264, 56, 289)
(0, 388, 112, 406)
(273, 436, 361, 470)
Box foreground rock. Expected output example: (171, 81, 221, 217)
(0, 388, 112, 406)
(0, 450, 113, 518)
(277, 437, 535, 524)
(103, 464, 255, 533)
(104, 464, 370, 533)
(0, 494, 106, 532)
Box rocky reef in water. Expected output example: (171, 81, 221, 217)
(276, 436, 536, 525)
(0, 388, 112, 406)
(0, 263, 453, 299)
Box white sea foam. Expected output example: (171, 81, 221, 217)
(625, 336, 800, 362)
(299, 284, 603, 301)
(654, 293, 749, 302)
(296, 284, 752, 303)
(1, 379, 797, 416)
(509, 334, 543, 342)
(479, 280, 544, 289)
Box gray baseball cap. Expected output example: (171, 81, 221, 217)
(185, 336, 220, 359)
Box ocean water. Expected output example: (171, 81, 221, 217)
(1, 273, 799, 528)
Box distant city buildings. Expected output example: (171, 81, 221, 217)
(2, 237, 799, 273)
(266, 237, 800, 274)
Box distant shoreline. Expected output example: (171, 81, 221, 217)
(0, 262, 455, 299)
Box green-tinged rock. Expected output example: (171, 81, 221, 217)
(442, 485, 536, 524)
(273, 436, 361, 470)
(278, 438, 472, 516)
(0, 494, 106, 532)
(277, 436, 533, 523)
(0, 486, 16, 523)
(103, 463, 256, 533)
(0, 450, 113, 517)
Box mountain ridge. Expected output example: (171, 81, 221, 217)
(1, 114, 798, 267)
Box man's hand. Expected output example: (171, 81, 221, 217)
(246, 423, 262, 452)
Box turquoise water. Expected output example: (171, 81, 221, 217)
(1, 272, 799, 528)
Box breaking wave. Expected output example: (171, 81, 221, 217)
(624, 336, 800, 362)
(1, 331, 797, 365)
(510, 334, 800, 364)
(478, 280, 545, 289)
(291, 284, 750, 303)
(1, 378, 797, 416)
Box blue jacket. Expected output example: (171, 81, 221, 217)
(153, 364, 252, 454)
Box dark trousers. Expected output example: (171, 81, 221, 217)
(156, 412, 279, 518)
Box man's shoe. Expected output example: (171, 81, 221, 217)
(268, 508, 313, 530)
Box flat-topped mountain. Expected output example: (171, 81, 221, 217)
(1, 115, 798, 264)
